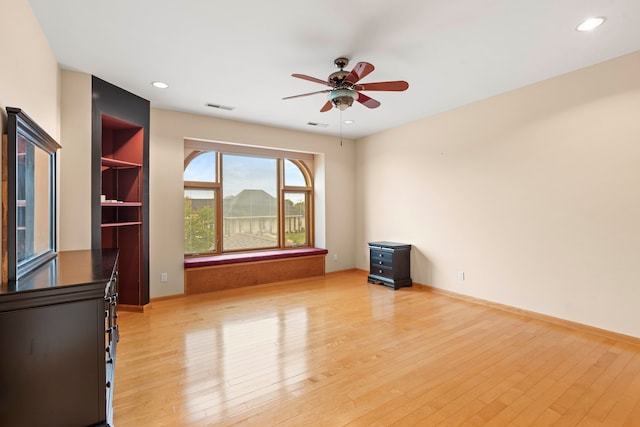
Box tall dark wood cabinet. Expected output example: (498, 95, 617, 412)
(92, 76, 150, 308)
(0, 249, 119, 427)
(367, 241, 412, 290)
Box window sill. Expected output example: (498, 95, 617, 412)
(184, 247, 328, 269)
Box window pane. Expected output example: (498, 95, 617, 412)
(222, 154, 278, 251)
(184, 187, 216, 254)
(284, 192, 307, 247)
(284, 159, 307, 187)
(184, 151, 216, 182)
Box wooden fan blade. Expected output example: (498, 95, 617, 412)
(320, 100, 333, 112)
(345, 62, 375, 85)
(292, 74, 331, 86)
(356, 81, 409, 91)
(357, 92, 381, 109)
(283, 90, 330, 100)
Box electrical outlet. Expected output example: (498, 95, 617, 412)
(458, 271, 465, 281)
(161, 272, 168, 282)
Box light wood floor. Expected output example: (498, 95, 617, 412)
(113, 270, 640, 426)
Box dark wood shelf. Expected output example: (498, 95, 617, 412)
(101, 156, 141, 169)
(102, 201, 142, 207)
(101, 221, 142, 228)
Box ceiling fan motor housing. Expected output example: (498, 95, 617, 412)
(329, 70, 350, 86)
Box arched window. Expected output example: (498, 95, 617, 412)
(183, 142, 314, 255)
(184, 150, 219, 254)
(283, 160, 313, 247)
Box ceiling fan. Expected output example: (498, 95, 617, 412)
(283, 57, 409, 112)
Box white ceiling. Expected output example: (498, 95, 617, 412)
(28, 0, 640, 140)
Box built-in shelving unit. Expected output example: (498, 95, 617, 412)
(92, 76, 150, 309)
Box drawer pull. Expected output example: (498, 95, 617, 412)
(379, 253, 383, 257)
(378, 261, 383, 265)
(379, 269, 383, 274)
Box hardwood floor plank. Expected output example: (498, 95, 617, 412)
(578, 345, 640, 425)
(622, 399, 640, 426)
(515, 341, 612, 425)
(552, 341, 636, 426)
(112, 271, 640, 426)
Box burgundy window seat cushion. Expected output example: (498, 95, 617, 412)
(184, 247, 328, 269)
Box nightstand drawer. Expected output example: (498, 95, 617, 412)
(370, 255, 393, 268)
(370, 249, 392, 263)
(370, 265, 393, 280)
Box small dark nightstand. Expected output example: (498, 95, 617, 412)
(367, 241, 412, 290)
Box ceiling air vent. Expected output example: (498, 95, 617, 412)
(206, 103, 235, 111)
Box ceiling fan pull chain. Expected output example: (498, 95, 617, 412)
(340, 110, 343, 147)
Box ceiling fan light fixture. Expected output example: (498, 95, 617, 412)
(329, 89, 358, 111)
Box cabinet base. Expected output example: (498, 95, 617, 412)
(367, 275, 412, 290)
(118, 303, 149, 313)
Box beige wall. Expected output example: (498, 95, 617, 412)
(0, 0, 60, 137)
(0, 0, 60, 271)
(59, 71, 92, 251)
(356, 51, 640, 338)
(150, 109, 356, 297)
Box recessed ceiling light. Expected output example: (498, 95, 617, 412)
(344, 120, 355, 125)
(576, 16, 606, 32)
(151, 81, 169, 89)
